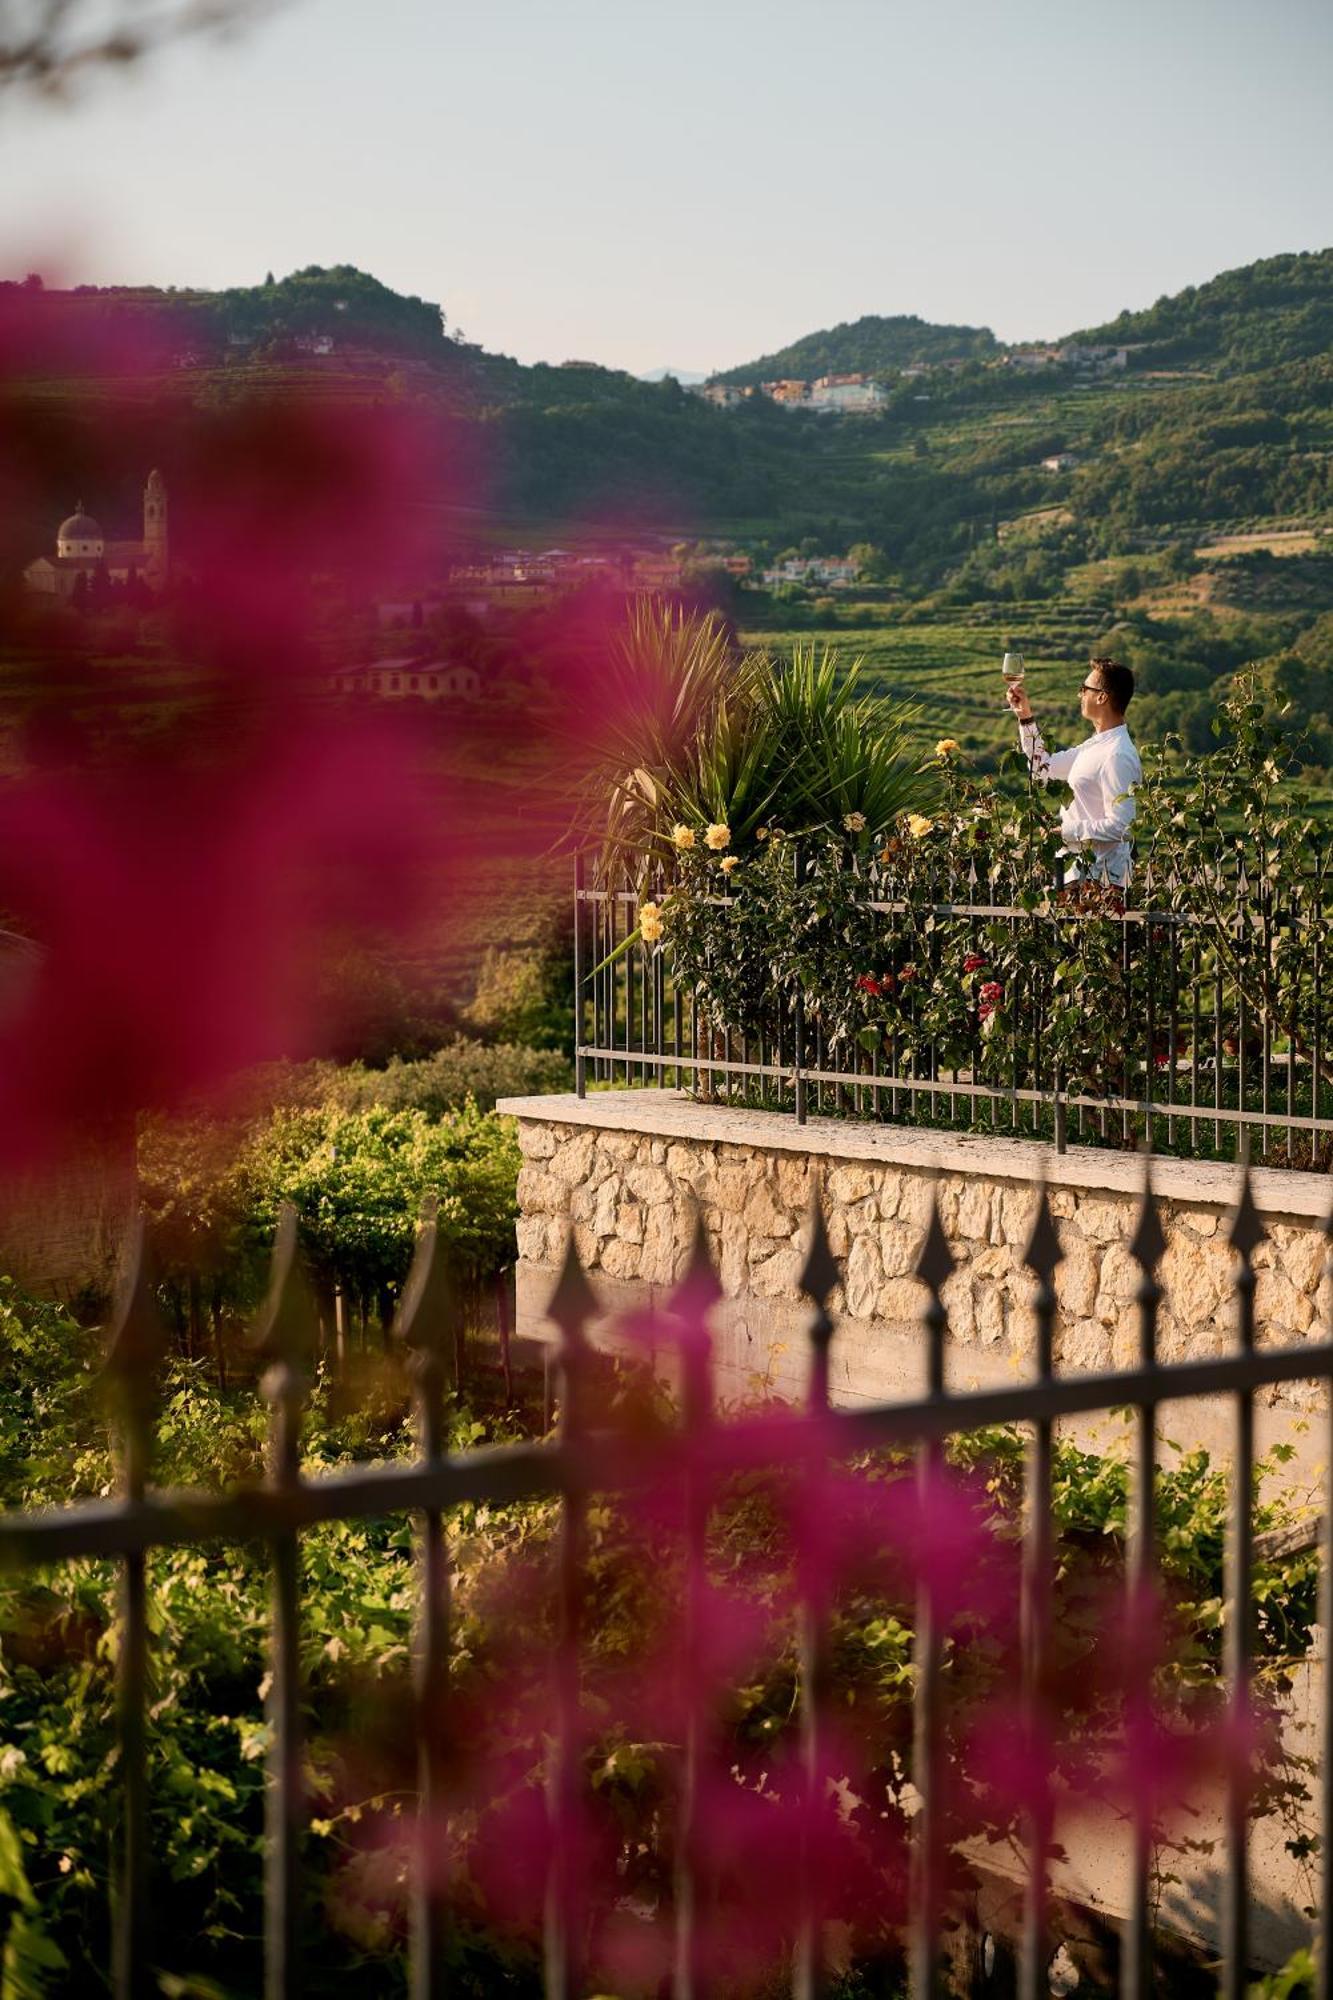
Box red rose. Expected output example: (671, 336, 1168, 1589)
(856, 974, 882, 996)
(900, 963, 918, 983)
(979, 980, 1003, 1003)
(963, 953, 988, 974)
(880, 972, 896, 991)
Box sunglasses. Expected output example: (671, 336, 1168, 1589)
(1080, 680, 1106, 695)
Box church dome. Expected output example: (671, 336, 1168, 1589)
(58, 507, 103, 542)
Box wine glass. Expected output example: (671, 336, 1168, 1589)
(1001, 650, 1025, 710)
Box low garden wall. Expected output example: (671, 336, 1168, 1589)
(500, 1086, 1333, 1969)
(500, 1089, 1332, 1467)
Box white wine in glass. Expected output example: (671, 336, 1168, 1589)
(1001, 650, 1026, 708)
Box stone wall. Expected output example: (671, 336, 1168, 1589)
(501, 1089, 1332, 1966)
(502, 1090, 1332, 1461)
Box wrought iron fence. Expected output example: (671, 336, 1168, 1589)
(0, 1170, 1330, 1996)
(574, 844, 1333, 1167)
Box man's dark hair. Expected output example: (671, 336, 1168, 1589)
(1089, 656, 1134, 714)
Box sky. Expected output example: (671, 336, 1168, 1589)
(2, 0, 1331, 376)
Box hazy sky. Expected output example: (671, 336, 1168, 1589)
(3, 0, 1330, 374)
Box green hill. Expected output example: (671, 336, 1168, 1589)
(1070, 247, 1333, 372)
(3, 251, 1330, 591)
(715, 313, 1000, 385)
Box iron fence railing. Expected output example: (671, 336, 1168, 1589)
(1, 1173, 1331, 1996)
(574, 846, 1333, 1167)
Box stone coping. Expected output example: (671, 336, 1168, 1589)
(496, 1089, 1333, 1223)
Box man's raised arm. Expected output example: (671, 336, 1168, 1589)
(1014, 708, 1080, 783)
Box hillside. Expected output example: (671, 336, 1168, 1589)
(1071, 248, 1333, 372)
(716, 313, 1000, 385)
(3, 250, 1330, 592)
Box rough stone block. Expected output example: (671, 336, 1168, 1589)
(600, 1236, 643, 1282)
(844, 1234, 883, 1319)
(875, 1276, 928, 1325)
(743, 1179, 792, 1238)
(1267, 1224, 1326, 1296)
(1060, 1317, 1112, 1372)
(975, 1281, 1006, 1346)
(749, 1245, 805, 1300)
(827, 1163, 878, 1206)
(879, 1219, 917, 1279)
(625, 1162, 673, 1207)
(1075, 1195, 1133, 1244)
(1255, 1268, 1315, 1340)
(550, 1132, 596, 1188)
(518, 1123, 557, 1160)
(1158, 1236, 1230, 1330)
(515, 1215, 551, 1265)
(957, 1180, 991, 1242)
(845, 1194, 879, 1238)
(616, 1202, 645, 1246)
(1055, 1241, 1099, 1320)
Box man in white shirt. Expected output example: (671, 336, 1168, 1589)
(1005, 657, 1142, 889)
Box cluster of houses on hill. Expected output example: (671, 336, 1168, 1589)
(1005, 342, 1129, 374)
(693, 340, 1131, 414)
(760, 554, 862, 589)
(696, 372, 890, 414)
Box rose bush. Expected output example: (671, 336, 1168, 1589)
(633, 672, 1332, 1157)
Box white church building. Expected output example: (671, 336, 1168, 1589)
(24, 470, 170, 597)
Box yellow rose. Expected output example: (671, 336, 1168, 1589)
(843, 811, 867, 833)
(756, 827, 769, 841)
(639, 900, 664, 943)
(719, 854, 740, 875)
(704, 822, 731, 851)
(935, 738, 959, 759)
(671, 824, 696, 850)
(906, 814, 935, 839)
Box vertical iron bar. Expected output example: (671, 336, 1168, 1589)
(1223, 1169, 1264, 2000)
(673, 1227, 720, 2000)
(1123, 1165, 1166, 2000)
(1319, 1208, 1333, 2000)
(1020, 1193, 1061, 2000)
(257, 1209, 315, 2000)
(105, 1217, 163, 2000)
(911, 1197, 954, 2000)
(574, 852, 587, 1098)
(794, 1206, 839, 2000)
(398, 1210, 456, 2000)
(544, 1244, 596, 2000)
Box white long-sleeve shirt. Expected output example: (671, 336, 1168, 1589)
(1018, 716, 1142, 885)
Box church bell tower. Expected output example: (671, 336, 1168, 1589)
(143, 468, 168, 584)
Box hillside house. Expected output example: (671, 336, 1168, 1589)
(808, 374, 889, 414)
(761, 378, 810, 406)
(330, 658, 482, 702)
(1041, 452, 1079, 472)
(694, 382, 750, 408)
(761, 555, 861, 590)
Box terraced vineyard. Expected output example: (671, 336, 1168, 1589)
(744, 607, 1119, 767)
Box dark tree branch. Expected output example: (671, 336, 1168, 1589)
(0, 0, 281, 99)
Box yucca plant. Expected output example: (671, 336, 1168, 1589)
(570, 600, 768, 866)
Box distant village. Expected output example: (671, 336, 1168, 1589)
(694, 341, 1129, 413)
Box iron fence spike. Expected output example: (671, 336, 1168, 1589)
(1129, 1156, 1168, 1273)
(546, 1231, 598, 1350)
(1022, 1182, 1063, 1280)
(669, 1207, 723, 1333)
(1227, 1166, 1267, 1261)
(915, 1184, 955, 1296)
(253, 1203, 318, 1379)
(394, 1208, 455, 1360)
(798, 1195, 840, 1313)
(104, 1210, 166, 1384)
